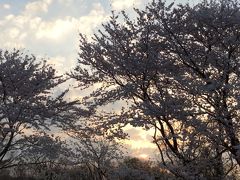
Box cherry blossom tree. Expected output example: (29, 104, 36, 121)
(0, 49, 79, 169)
(71, 0, 240, 177)
(70, 132, 123, 180)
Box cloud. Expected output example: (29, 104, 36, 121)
(3, 4, 10, 9)
(36, 17, 76, 40)
(0, 15, 27, 49)
(24, 0, 52, 15)
(33, 2, 108, 40)
(111, 0, 142, 10)
(77, 3, 109, 37)
(8, 27, 20, 39)
(124, 141, 158, 159)
(124, 138, 156, 150)
(58, 0, 75, 6)
(0, 14, 27, 49)
(0, 0, 109, 58)
(48, 54, 77, 74)
(0, 0, 163, 159)
(121, 125, 157, 158)
(48, 55, 68, 71)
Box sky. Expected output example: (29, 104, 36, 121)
(0, 0, 198, 159)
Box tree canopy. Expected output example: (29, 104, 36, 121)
(71, 0, 240, 178)
(0, 49, 79, 169)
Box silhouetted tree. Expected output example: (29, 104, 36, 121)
(71, 0, 240, 178)
(0, 49, 79, 169)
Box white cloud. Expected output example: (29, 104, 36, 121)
(111, 0, 141, 10)
(9, 28, 20, 39)
(0, 14, 27, 49)
(24, 0, 52, 15)
(5, 14, 14, 20)
(0, 1, 107, 69)
(48, 55, 77, 74)
(10, 15, 31, 29)
(3, 42, 25, 49)
(29, 17, 42, 29)
(36, 17, 76, 40)
(3, 4, 11, 9)
(58, 0, 74, 6)
(34, 3, 108, 41)
(77, 3, 109, 38)
(48, 55, 66, 67)
(0, 1, 108, 53)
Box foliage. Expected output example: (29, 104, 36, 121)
(0, 49, 79, 169)
(71, 133, 124, 180)
(112, 157, 171, 180)
(70, 0, 240, 177)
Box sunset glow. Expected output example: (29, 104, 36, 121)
(0, 0, 197, 159)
